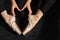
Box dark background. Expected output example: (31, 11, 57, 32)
(0, 0, 60, 40)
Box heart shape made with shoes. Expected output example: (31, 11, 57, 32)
(1, 10, 43, 35)
(1, 0, 43, 35)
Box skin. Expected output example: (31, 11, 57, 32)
(21, 0, 32, 16)
(11, 0, 32, 16)
(1, 0, 43, 35)
(11, 0, 20, 16)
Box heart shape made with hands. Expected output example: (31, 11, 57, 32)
(11, 0, 32, 16)
(1, 10, 43, 35)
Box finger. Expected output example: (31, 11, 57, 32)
(27, 5, 32, 15)
(16, 5, 21, 11)
(11, 8, 16, 16)
(21, 3, 27, 11)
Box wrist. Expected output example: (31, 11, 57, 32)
(12, 0, 15, 3)
(27, 0, 32, 3)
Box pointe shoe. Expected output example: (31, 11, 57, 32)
(23, 10, 43, 35)
(1, 10, 21, 35)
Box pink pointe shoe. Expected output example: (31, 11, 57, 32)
(1, 10, 21, 35)
(23, 10, 43, 35)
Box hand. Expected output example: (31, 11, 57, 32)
(11, 0, 20, 16)
(21, 0, 32, 16)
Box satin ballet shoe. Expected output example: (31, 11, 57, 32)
(1, 10, 21, 35)
(1, 10, 43, 35)
(23, 10, 43, 35)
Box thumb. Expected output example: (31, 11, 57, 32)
(16, 5, 21, 11)
(11, 8, 16, 16)
(27, 5, 32, 16)
(21, 4, 27, 11)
